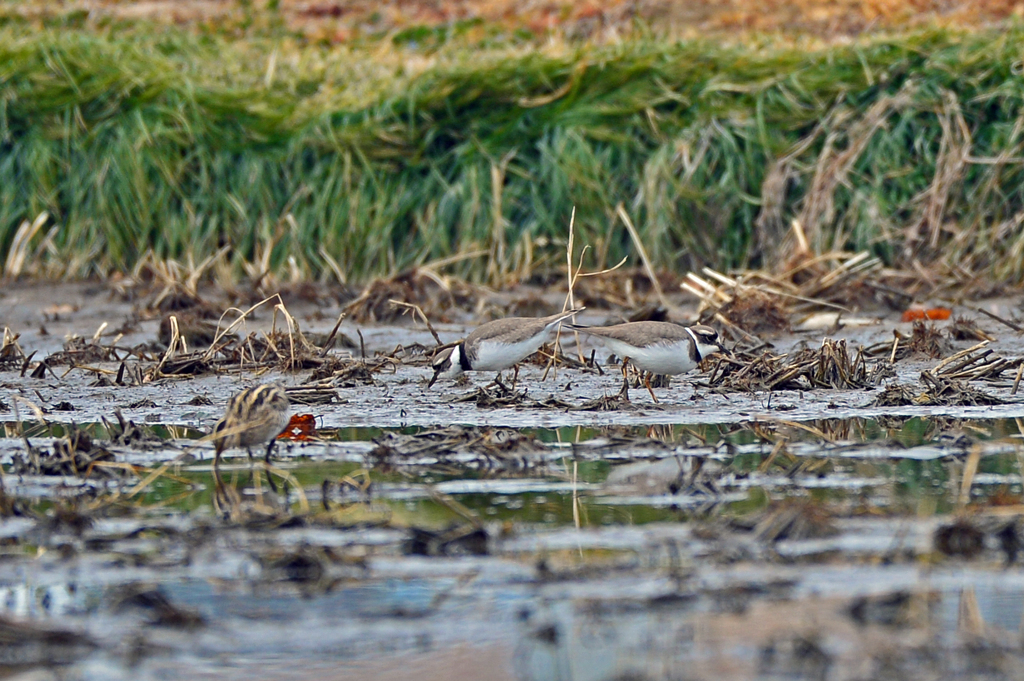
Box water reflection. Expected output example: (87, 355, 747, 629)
(5, 572, 1024, 681)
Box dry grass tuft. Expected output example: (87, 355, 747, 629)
(907, 321, 956, 359)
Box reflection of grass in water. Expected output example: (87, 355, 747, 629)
(4, 421, 206, 442)
(4, 416, 1016, 449)
(7, 416, 1023, 526)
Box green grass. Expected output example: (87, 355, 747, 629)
(4, 20, 1024, 284)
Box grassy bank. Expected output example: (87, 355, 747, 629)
(3, 22, 1024, 284)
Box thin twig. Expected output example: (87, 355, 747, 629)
(969, 306, 1023, 332)
(389, 299, 442, 345)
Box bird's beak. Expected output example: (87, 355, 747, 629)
(427, 369, 441, 388)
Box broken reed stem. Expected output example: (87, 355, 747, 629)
(572, 458, 581, 532)
(427, 486, 483, 528)
(932, 340, 990, 372)
(958, 447, 982, 508)
(318, 311, 347, 358)
(1013, 362, 1024, 395)
(153, 314, 183, 375)
(126, 444, 203, 498)
(271, 303, 298, 370)
(547, 206, 583, 378)
(616, 203, 668, 310)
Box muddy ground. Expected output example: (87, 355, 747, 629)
(4, 281, 1024, 681)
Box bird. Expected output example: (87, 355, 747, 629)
(429, 308, 584, 388)
(569, 322, 726, 402)
(212, 384, 291, 465)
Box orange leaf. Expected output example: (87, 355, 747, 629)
(278, 413, 316, 441)
(901, 308, 951, 322)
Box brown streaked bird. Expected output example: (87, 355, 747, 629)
(212, 384, 291, 464)
(429, 308, 584, 387)
(569, 322, 725, 402)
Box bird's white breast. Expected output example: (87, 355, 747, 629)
(471, 332, 552, 371)
(601, 338, 698, 375)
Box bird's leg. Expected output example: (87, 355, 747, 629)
(263, 440, 279, 493)
(211, 465, 236, 521)
(643, 371, 660, 404)
(618, 357, 632, 401)
(511, 364, 520, 391)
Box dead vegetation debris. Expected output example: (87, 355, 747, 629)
(933, 520, 985, 559)
(449, 382, 637, 411)
(44, 336, 121, 367)
(370, 426, 547, 467)
(929, 341, 1021, 382)
(283, 383, 341, 406)
(572, 391, 645, 411)
(905, 321, 956, 359)
(451, 383, 573, 410)
(916, 372, 1005, 406)
(228, 330, 323, 370)
(869, 384, 916, 407)
(948, 316, 994, 342)
(870, 371, 1007, 408)
(306, 356, 394, 387)
(716, 289, 792, 335)
(44, 501, 96, 536)
(0, 327, 26, 369)
(0, 614, 97, 667)
(112, 583, 206, 630)
(158, 313, 230, 348)
(258, 549, 328, 584)
(703, 338, 883, 393)
(344, 268, 479, 323)
(11, 424, 123, 478)
(405, 525, 489, 557)
(848, 591, 917, 628)
(753, 499, 840, 543)
(102, 410, 164, 448)
(684, 244, 883, 339)
(864, 322, 956, 361)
